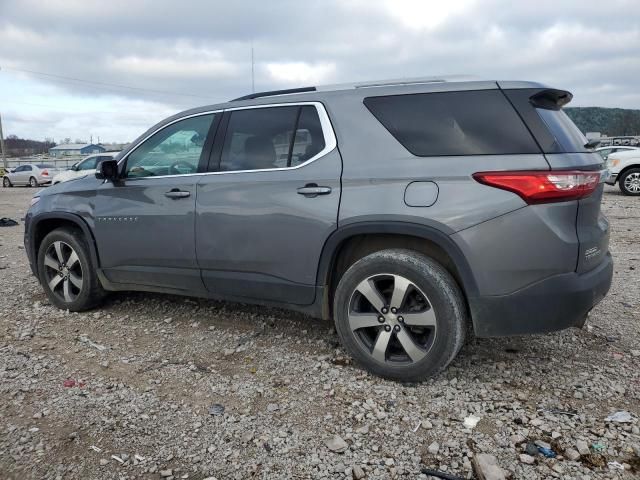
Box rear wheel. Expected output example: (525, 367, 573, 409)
(2, 177, 11, 187)
(37, 228, 106, 311)
(619, 168, 640, 196)
(333, 249, 466, 381)
(29, 176, 38, 187)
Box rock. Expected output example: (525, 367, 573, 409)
(519, 454, 535, 465)
(534, 440, 551, 450)
(631, 350, 640, 357)
(576, 440, 590, 456)
(355, 425, 369, 435)
(266, 403, 279, 412)
(472, 453, 507, 480)
(510, 434, 526, 444)
(223, 348, 235, 356)
(565, 448, 581, 461)
(573, 391, 584, 399)
(427, 441, 440, 455)
(241, 431, 254, 443)
(99, 458, 108, 466)
(325, 434, 348, 453)
(160, 469, 173, 477)
(352, 465, 365, 479)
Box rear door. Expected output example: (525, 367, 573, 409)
(195, 102, 341, 305)
(93, 112, 219, 291)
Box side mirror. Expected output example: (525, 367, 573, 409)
(95, 159, 119, 181)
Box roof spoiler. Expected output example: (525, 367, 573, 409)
(529, 89, 573, 110)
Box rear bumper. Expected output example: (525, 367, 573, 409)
(470, 252, 613, 337)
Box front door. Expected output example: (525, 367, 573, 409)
(196, 103, 341, 305)
(94, 112, 219, 292)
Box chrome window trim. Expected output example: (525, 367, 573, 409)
(117, 102, 336, 180)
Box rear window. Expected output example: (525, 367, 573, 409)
(536, 108, 589, 153)
(363, 90, 540, 156)
(503, 88, 590, 154)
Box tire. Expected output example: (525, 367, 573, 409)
(2, 177, 11, 187)
(29, 176, 38, 187)
(619, 168, 640, 196)
(333, 249, 466, 381)
(37, 228, 106, 311)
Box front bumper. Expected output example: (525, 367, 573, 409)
(470, 252, 613, 337)
(605, 173, 617, 185)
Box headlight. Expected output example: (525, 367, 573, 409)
(30, 196, 40, 207)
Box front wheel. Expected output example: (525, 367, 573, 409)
(2, 177, 12, 187)
(37, 228, 106, 311)
(619, 168, 640, 196)
(29, 176, 38, 187)
(333, 249, 466, 381)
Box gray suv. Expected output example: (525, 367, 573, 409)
(24, 78, 613, 381)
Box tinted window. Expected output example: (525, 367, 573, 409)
(24, 165, 32, 171)
(36, 164, 56, 168)
(364, 90, 539, 156)
(536, 108, 589, 153)
(126, 114, 215, 178)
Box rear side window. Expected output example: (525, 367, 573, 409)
(364, 90, 540, 156)
(219, 105, 326, 171)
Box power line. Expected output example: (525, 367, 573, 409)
(0, 65, 214, 101)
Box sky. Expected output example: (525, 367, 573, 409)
(0, 0, 639, 143)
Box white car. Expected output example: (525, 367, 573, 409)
(3, 163, 63, 187)
(52, 152, 120, 185)
(595, 145, 638, 161)
(605, 149, 640, 195)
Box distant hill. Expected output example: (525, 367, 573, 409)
(565, 107, 640, 137)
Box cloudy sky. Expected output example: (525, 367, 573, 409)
(1, 0, 639, 143)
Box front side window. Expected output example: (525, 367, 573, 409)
(125, 114, 215, 178)
(219, 105, 326, 171)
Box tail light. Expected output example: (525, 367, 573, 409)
(473, 170, 601, 204)
(42, 170, 49, 176)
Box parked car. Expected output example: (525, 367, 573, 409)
(595, 145, 638, 161)
(52, 152, 120, 185)
(23, 78, 612, 380)
(3, 164, 62, 187)
(605, 149, 640, 195)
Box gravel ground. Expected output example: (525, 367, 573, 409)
(0, 185, 638, 480)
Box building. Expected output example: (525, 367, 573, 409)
(48, 143, 106, 157)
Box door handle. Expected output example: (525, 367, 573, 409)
(165, 189, 191, 199)
(297, 184, 332, 197)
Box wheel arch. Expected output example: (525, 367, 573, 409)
(316, 222, 479, 318)
(29, 212, 100, 278)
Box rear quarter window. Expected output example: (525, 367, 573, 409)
(363, 90, 540, 156)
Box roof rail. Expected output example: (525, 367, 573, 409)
(231, 86, 316, 102)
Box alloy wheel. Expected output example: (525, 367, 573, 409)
(43, 241, 83, 303)
(624, 172, 640, 193)
(348, 274, 437, 365)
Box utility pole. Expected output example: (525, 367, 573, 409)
(0, 112, 7, 170)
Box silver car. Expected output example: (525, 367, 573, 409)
(3, 164, 62, 187)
